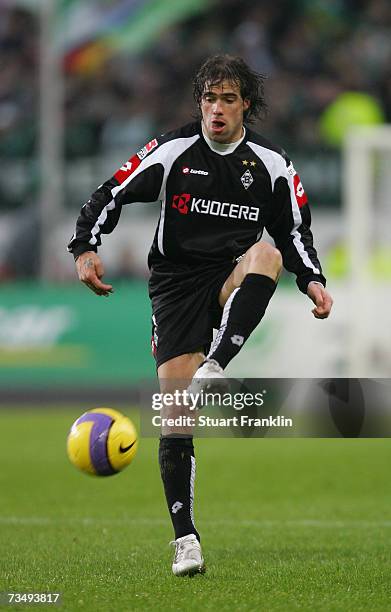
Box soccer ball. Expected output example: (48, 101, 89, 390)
(67, 408, 138, 476)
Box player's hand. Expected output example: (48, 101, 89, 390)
(307, 282, 333, 319)
(75, 251, 113, 297)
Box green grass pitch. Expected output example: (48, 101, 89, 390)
(0, 408, 391, 611)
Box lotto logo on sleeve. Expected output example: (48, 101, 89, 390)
(114, 138, 158, 183)
(287, 162, 308, 208)
(114, 154, 141, 183)
(293, 173, 308, 208)
(172, 193, 190, 214)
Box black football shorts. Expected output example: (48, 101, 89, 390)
(149, 261, 236, 369)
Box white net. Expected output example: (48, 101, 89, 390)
(344, 126, 391, 378)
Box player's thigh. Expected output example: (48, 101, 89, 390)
(218, 254, 248, 308)
(218, 242, 282, 307)
(158, 352, 205, 436)
(158, 351, 205, 384)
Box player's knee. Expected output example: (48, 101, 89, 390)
(247, 242, 282, 276)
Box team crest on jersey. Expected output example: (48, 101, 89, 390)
(287, 162, 295, 176)
(241, 169, 254, 190)
(137, 138, 158, 160)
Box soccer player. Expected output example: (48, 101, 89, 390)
(68, 55, 333, 577)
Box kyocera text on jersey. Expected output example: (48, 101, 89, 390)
(191, 197, 259, 221)
(171, 193, 260, 221)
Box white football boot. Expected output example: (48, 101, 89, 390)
(187, 359, 230, 406)
(171, 534, 205, 576)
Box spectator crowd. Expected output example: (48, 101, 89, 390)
(1, 0, 391, 160)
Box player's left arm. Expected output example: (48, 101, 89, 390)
(266, 157, 333, 319)
(307, 281, 333, 319)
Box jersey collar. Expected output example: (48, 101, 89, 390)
(201, 123, 246, 155)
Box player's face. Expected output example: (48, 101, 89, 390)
(201, 80, 250, 143)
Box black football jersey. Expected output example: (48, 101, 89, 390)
(68, 121, 326, 294)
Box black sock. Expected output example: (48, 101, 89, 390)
(208, 273, 276, 369)
(158, 436, 200, 542)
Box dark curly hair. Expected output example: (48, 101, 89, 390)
(193, 54, 267, 123)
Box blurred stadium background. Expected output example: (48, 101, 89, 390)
(1, 0, 391, 400)
(1, 4, 391, 609)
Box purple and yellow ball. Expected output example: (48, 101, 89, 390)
(67, 408, 138, 476)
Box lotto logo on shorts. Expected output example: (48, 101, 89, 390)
(151, 315, 158, 356)
(172, 193, 191, 214)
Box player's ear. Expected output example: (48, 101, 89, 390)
(243, 98, 250, 112)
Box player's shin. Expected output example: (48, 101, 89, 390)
(208, 273, 277, 369)
(158, 435, 200, 542)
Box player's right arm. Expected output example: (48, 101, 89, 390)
(75, 251, 113, 297)
(67, 138, 164, 295)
